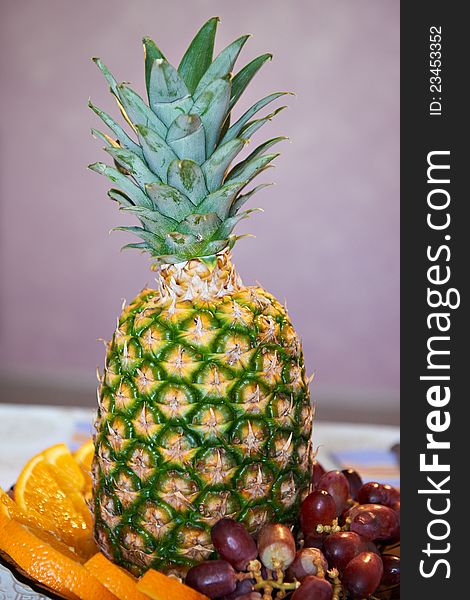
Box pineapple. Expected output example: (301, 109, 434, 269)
(89, 18, 313, 576)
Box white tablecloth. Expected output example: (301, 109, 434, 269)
(0, 403, 399, 489)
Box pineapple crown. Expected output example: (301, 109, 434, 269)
(89, 17, 288, 265)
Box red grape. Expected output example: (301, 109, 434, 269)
(341, 468, 363, 500)
(357, 482, 400, 507)
(317, 470, 350, 515)
(211, 518, 258, 570)
(287, 548, 328, 581)
(303, 532, 326, 550)
(300, 490, 336, 535)
(186, 560, 237, 598)
(343, 552, 383, 598)
(364, 540, 380, 555)
(312, 460, 326, 486)
(349, 509, 381, 540)
(236, 594, 262, 600)
(381, 555, 400, 587)
(348, 504, 400, 541)
(385, 485, 400, 504)
(292, 575, 333, 600)
(257, 523, 296, 570)
(221, 579, 255, 599)
(324, 531, 365, 571)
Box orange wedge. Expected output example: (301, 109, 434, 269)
(14, 443, 97, 559)
(137, 568, 209, 600)
(74, 439, 95, 473)
(0, 518, 116, 600)
(1, 487, 83, 562)
(85, 552, 149, 600)
(43, 443, 88, 495)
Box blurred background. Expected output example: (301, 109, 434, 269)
(0, 0, 399, 424)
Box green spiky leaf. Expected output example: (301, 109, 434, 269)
(121, 241, 152, 252)
(215, 208, 260, 238)
(192, 77, 231, 155)
(238, 136, 287, 166)
(143, 37, 166, 94)
(90, 21, 289, 263)
(204, 240, 232, 255)
(135, 125, 178, 182)
(202, 138, 246, 192)
(177, 212, 222, 238)
(114, 225, 164, 251)
(107, 189, 134, 208)
(197, 182, 245, 219)
(178, 17, 219, 94)
(118, 85, 167, 139)
(167, 160, 208, 204)
(167, 114, 206, 164)
(91, 128, 116, 148)
(240, 106, 287, 139)
(220, 92, 288, 145)
(89, 162, 152, 208)
(225, 153, 279, 185)
(92, 58, 119, 96)
(193, 35, 250, 99)
(149, 58, 189, 105)
(230, 53, 272, 109)
(104, 147, 161, 189)
(145, 182, 194, 221)
(89, 101, 144, 158)
(122, 206, 178, 232)
(165, 231, 199, 255)
(229, 183, 272, 216)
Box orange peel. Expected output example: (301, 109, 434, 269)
(14, 443, 97, 559)
(137, 568, 209, 600)
(0, 518, 116, 600)
(85, 552, 149, 600)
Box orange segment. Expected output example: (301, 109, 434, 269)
(44, 443, 87, 495)
(14, 444, 97, 559)
(0, 519, 116, 600)
(1, 487, 83, 563)
(74, 439, 95, 473)
(137, 568, 209, 600)
(85, 553, 149, 600)
(0, 486, 18, 519)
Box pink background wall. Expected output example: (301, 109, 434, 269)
(0, 0, 399, 420)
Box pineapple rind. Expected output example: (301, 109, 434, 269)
(92, 256, 313, 574)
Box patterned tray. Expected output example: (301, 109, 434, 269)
(0, 560, 54, 600)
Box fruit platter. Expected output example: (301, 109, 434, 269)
(0, 441, 400, 599)
(0, 18, 400, 600)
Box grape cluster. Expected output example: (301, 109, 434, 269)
(185, 463, 400, 599)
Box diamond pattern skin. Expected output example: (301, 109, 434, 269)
(92, 255, 313, 575)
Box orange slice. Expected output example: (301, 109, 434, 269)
(137, 568, 209, 600)
(14, 444, 97, 559)
(1, 487, 82, 562)
(43, 443, 88, 495)
(74, 439, 95, 473)
(85, 552, 149, 600)
(0, 518, 116, 600)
